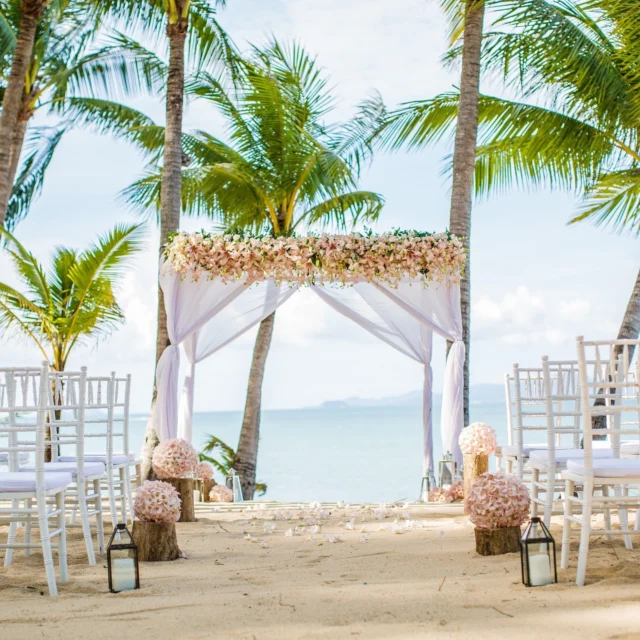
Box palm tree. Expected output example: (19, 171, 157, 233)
(0, 0, 54, 224)
(0, 5, 167, 229)
(379, 0, 640, 373)
(99, 0, 236, 480)
(0, 223, 143, 371)
(125, 41, 385, 498)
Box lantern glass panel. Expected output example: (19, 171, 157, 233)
(438, 455, 456, 487)
(520, 518, 557, 587)
(107, 524, 139, 593)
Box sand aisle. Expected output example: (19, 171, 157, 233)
(1, 505, 639, 639)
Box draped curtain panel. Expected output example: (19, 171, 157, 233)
(154, 265, 464, 470)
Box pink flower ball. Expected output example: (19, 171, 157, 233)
(152, 438, 198, 479)
(209, 484, 233, 503)
(196, 461, 214, 480)
(459, 422, 497, 455)
(467, 472, 530, 529)
(134, 480, 181, 524)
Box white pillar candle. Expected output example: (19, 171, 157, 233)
(528, 553, 552, 586)
(112, 557, 136, 592)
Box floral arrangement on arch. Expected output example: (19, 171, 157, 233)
(152, 438, 199, 480)
(196, 461, 214, 481)
(134, 480, 182, 524)
(163, 230, 466, 287)
(459, 422, 497, 456)
(467, 472, 530, 529)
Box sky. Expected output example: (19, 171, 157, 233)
(1, 0, 638, 414)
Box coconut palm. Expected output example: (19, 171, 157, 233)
(0, 4, 167, 229)
(98, 0, 236, 480)
(124, 40, 385, 498)
(0, 223, 143, 371)
(378, 0, 640, 364)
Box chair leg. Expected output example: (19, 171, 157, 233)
(576, 479, 593, 587)
(544, 468, 555, 527)
(561, 478, 574, 570)
(602, 485, 612, 541)
(3, 499, 19, 568)
(37, 492, 58, 597)
(531, 468, 540, 518)
(118, 467, 127, 523)
(124, 466, 135, 524)
(77, 479, 96, 565)
(107, 465, 118, 526)
(93, 478, 105, 555)
(57, 491, 68, 583)
(616, 485, 633, 550)
(24, 497, 33, 556)
(635, 504, 640, 532)
(506, 458, 513, 474)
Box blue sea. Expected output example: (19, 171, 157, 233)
(129, 403, 508, 503)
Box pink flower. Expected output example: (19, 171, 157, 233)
(134, 481, 181, 523)
(467, 472, 530, 529)
(195, 461, 214, 480)
(209, 484, 233, 502)
(459, 422, 497, 455)
(152, 438, 198, 479)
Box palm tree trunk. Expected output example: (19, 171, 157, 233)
(6, 115, 30, 207)
(141, 12, 188, 481)
(234, 311, 277, 500)
(0, 2, 46, 226)
(615, 268, 640, 357)
(447, 0, 485, 428)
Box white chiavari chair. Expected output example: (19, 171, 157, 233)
(501, 364, 554, 478)
(495, 374, 515, 472)
(0, 364, 70, 596)
(19, 367, 106, 565)
(561, 337, 640, 586)
(60, 373, 134, 526)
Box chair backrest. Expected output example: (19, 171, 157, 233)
(504, 374, 515, 447)
(577, 337, 640, 470)
(541, 357, 582, 460)
(48, 368, 88, 473)
(82, 372, 131, 463)
(0, 364, 49, 484)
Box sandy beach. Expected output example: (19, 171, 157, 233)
(1, 504, 639, 639)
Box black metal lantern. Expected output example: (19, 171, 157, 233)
(520, 517, 557, 587)
(107, 523, 140, 593)
(438, 452, 457, 488)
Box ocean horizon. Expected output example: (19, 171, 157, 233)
(129, 403, 508, 503)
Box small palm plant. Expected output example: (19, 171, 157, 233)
(0, 223, 144, 371)
(199, 434, 267, 496)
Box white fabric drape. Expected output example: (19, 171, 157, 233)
(374, 278, 465, 466)
(154, 266, 464, 471)
(312, 283, 436, 473)
(177, 282, 298, 440)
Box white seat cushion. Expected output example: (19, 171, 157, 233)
(500, 444, 548, 458)
(621, 441, 640, 456)
(566, 458, 640, 478)
(59, 454, 129, 466)
(0, 452, 29, 464)
(20, 461, 105, 477)
(530, 448, 614, 464)
(0, 471, 72, 492)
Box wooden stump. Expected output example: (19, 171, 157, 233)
(474, 526, 521, 556)
(201, 479, 216, 503)
(166, 478, 196, 522)
(132, 521, 180, 562)
(463, 453, 489, 514)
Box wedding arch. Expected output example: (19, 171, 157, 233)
(152, 230, 467, 474)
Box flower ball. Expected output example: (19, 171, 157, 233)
(209, 484, 233, 503)
(467, 472, 530, 529)
(196, 461, 214, 481)
(459, 422, 497, 456)
(134, 480, 182, 524)
(152, 438, 198, 479)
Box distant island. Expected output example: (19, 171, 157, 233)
(315, 384, 505, 409)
